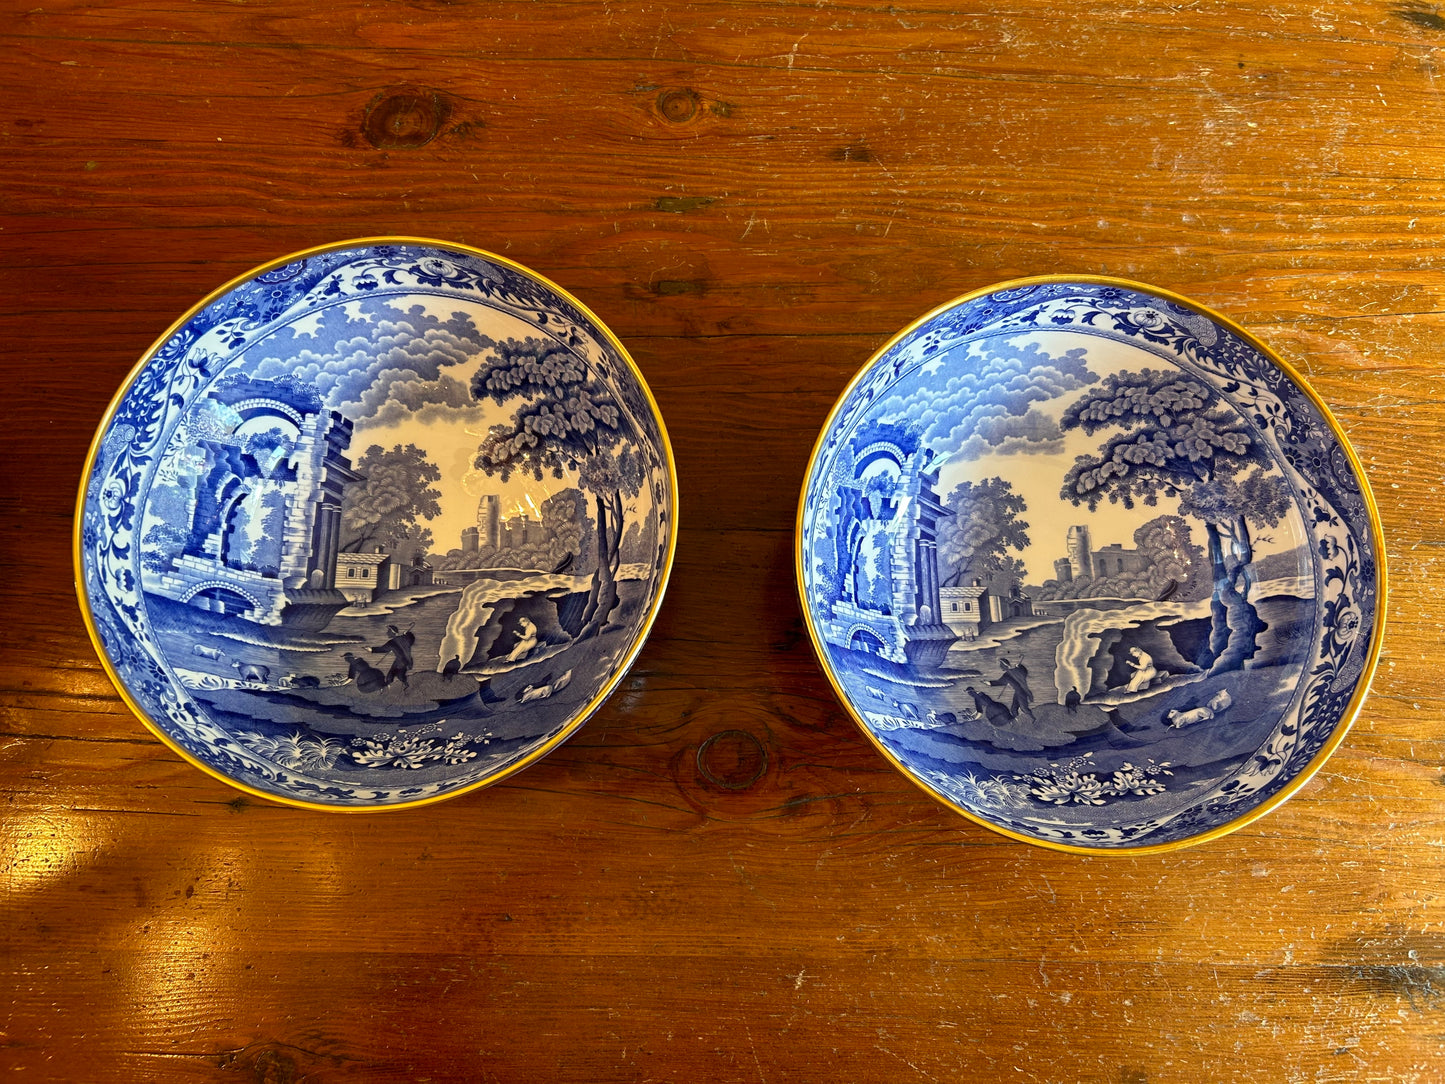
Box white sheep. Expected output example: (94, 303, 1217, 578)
(232, 661, 271, 684)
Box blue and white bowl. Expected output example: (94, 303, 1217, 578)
(797, 277, 1384, 852)
(77, 238, 677, 809)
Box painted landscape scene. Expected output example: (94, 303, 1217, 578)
(129, 282, 671, 798)
(804, 310, 1326, 845)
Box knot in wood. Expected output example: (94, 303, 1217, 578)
(656, 88, 700, 124)
(362, 88, 450, 149)
(696, 729, 767, 791)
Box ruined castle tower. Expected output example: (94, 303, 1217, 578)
(478, 494, 501, 549)
(1066, 524, 1093, 582)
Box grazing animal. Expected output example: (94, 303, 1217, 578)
(1166, 688, 1232, 730)
(891, 699, 920, 720)
(519, 669, 572, 703)
(193, 644, 225, 661)
(864, 685, 886, 701)
(1064, 687, 1081, 714)
(285, 673, 320, 689)
(231, 661, 270, 684)
(926, 709, 957, 727)
(342, 652, 387, 694)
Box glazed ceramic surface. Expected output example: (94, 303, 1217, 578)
(78, 239, 676, 809)
(798, 278, 1383, 852)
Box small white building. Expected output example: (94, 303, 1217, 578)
(939, 578, 1033, 639)
(334, 551, 391, 604)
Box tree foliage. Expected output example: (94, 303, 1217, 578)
(1059, 367, 1292, 539)
(140, 522, 190, 574)
(470, 336, 642, 634)
(937, 476, 1031, 587)
(340, 443, 443, 555)
(471, 336, 625, 482)
(1058, 368, 1295, 673)
(1059, 369, 1262, 511)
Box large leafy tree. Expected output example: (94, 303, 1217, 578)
(1059, 369, 1293, 671)
(471, 336, 642, 636)
(340, 443, 442, 563)
(936, 476, 1031, 588)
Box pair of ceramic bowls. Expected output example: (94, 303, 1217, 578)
(77, 238, 1384, 853)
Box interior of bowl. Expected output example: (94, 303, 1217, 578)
(798, 278, 1382, 851)
(78, 239, 676, 808)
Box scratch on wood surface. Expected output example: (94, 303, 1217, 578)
(745, 1022, 765, 1082)
(874, 1043, 941, 1083)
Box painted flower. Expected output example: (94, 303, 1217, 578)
(1125, 306, 1170, 331)
(350, 743, 396, 769)
(416, 257, 456, 278)
(1110, 764, 1168, 797)
(99, 476, 127, 516)
(1332, 603, 1362, 645)
(1028, 770, 1109, 806)
(256, 262, 303, 284)
(1285, 438, 1331, 485)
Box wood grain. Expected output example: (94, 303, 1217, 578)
(4, 1, 1444, 1080)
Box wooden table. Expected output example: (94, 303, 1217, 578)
(3, 2, 1441, 1080)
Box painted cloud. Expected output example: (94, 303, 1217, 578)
(245, 302, 495, 428)
(876, 338, 1097, 460)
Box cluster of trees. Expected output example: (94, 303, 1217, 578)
(936, 476, 1031, 592)
(1057, 369, 1292, 671)
(339, 443, 441, 567)
(616, 503, 661, 567)
(469, 336, 649, 637)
